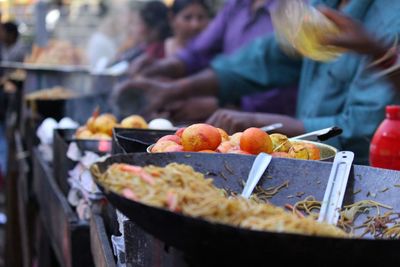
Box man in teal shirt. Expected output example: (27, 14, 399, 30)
(116, 0, 400, 164)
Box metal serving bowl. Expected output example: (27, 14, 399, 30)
(147, 140, 337, 161)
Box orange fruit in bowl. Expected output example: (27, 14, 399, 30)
(217, 128, 230, 142)
(240, 128, 273, 155)
(158, 135, 182, 145)
(181, 124, 222, 152)
(229, 132, 243, 147)
(217, 141, 236, 153)
(288, 143, 309, 160)
(270, 133, 292, 152)
(152, 141, 182, 153)
(175, 128, 186, 138)
(302, 143, 321, 160)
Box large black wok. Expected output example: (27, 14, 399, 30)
(93, 153, 400, 266)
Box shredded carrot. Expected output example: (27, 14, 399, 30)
(120, 164, 142, 174)
(140, 171, 156, 185)
(167, 191, 179, 211)
(122, 188, 138, 201)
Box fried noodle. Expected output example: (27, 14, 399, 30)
(94, 163, 347, 238)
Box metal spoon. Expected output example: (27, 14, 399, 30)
(318, 151, 354, 225)
(291, 126, 343, 142)
(260, 123, 283, 132)
(241, 153, 273, 199)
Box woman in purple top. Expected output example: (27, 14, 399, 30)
(127, 0, 297, 122)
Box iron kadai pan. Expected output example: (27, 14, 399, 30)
(93, 153, 400, 266)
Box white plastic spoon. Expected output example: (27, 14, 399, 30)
(241, 153, 273, 199)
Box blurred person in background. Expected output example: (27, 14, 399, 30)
(111, 1, 172, 66)
(0, 21, 27, 62)
(0, 19, 26, 178)
(111, 0, 209, 118)
(86, 15, 120, 68)
(125, 0, 298, 124)
(86, 3, 134, 68)
(0, 21, 27, 160)
(110, 1, 172, 118)
(0, 12, 2, 62)
(161, 0, 210, 57)
(127, 0, 210, 73)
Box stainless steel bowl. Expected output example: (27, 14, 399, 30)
(147, 140, 337, 161)
(304, 141, 337, 161)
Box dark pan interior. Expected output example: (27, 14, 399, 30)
(114, 129, 175, 153)
(94, 153, 400, 265)
(56, 128, 111, 154)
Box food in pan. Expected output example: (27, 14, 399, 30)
(75, 127, 94, 139)
(240, 128, 273, 154)
(182, 124, 222, 151)
(90, 113, 118, 136)
(151, 123, 322, 160)
(217, 128, 230, 142)
(75, 110, 151, 140)
(76, 111, 117, 140)
(151, 135, 184, 152)
(270, 133, 292, 152)
(289, 196, 400, 239)
(152, 140, 183, 153)
(120, 115, 148, 129)
(302, 143, 321, 160)
(7, 69, 27, 81)
(24, 40, 86, 66)
(288, 143, 310, 160)
(25, 86, 77, 101)
(94, 163, 347, 238)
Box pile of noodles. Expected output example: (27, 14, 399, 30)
(94, 163, 347, 238)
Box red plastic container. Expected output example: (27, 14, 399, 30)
(370, 105, 400, 170)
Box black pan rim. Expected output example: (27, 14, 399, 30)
(93, 162, 400, 244)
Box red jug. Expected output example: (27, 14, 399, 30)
(370, 105, 400, 170)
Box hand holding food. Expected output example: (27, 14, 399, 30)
(206, 109, 305, 137)
(112, 77, 176, 118)
(319, 7, 388, 59)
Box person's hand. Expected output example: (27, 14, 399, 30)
(319, 7, 388, 59)
(128, 54, 156, 77)
(141, 57, 187, 79)
(206, 109, 262, 134)
(206, 109, 305, 136)
(165, 97, 219, 123)
(111, 77, 177, 118)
